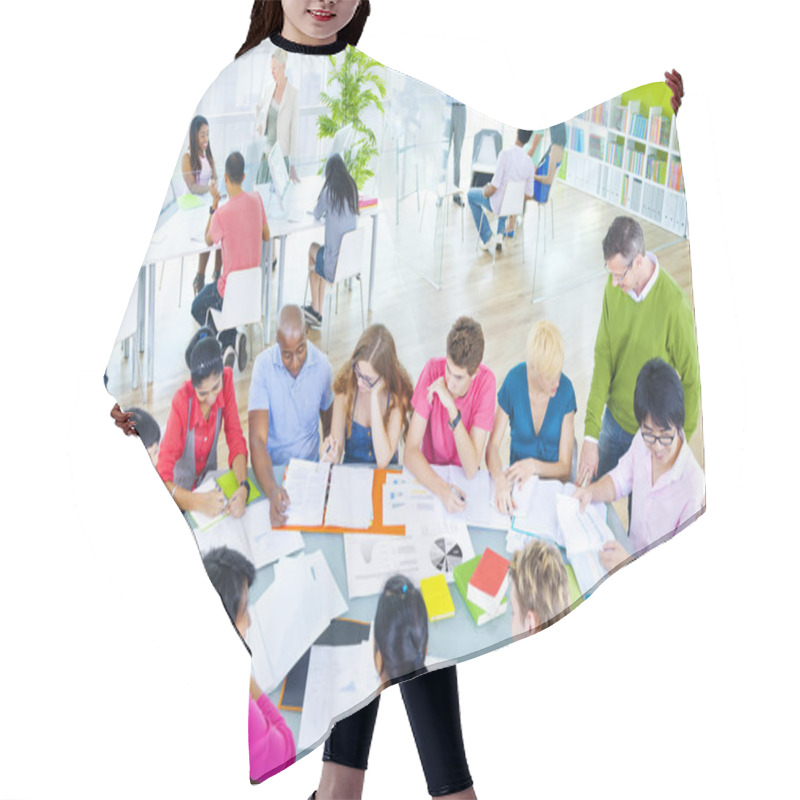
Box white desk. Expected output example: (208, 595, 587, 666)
(137, 178, 380, 384)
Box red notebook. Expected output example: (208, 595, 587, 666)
(467, 548, 510, 613)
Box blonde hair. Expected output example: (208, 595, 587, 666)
(509, 539, 570, 630)
(526, 320, 564, 381)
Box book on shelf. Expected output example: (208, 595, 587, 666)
(420, 573, 456, 622)
(467, 548, 510, 614)
(453, 555, 508, 626)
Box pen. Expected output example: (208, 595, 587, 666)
(450, 485, 466, 503)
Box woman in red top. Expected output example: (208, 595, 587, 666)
(157, 327, 249, 520)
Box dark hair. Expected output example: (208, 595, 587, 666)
(236, 0, 372, 59)
(517, 129, 533, 146)
(128, 407, 160, 448)
(373, 575, 428, 682)
(602, 216, 646, 263)
(188, 115, 215, 178)
(185, 327, 223, 387)
(633, 358, 685, 432)
(224, 151, 245, 185)
(446, 316, 485, 375)
(202, 547, 255, 626)
(324, 153, 359, 216)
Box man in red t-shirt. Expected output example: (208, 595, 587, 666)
(404, 316, 496, 513)
(191, 151, 270, 371)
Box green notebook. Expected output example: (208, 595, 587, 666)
(453, 555, 508, 626)
(216, 469, 261, 505)
(177, 192, 205, 210)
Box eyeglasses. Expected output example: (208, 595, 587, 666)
(641, 430, 676, 447)
(195, 376, 223, 400)
(353, 362, 379, 389)
(604, 255, 636, 283)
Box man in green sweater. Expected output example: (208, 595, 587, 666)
(577, 216, 700, 486)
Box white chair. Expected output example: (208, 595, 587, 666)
(207, 267, 264, 369)
(114, 282, 144, 397)
(305, 227, 366, 352)
(477, 180, 526, 267)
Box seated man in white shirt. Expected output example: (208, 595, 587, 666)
(467, 129, 535, 252)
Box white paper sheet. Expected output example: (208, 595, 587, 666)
(431, 465, 510, 530)
(556, 493, 614, 595)
(508, 476, 569, 547)
(283, 459, 330, 527)
(324, 466, 374, 529)
(343, 518, 475, 598)
(247, 550, 348, 692)
(297, 641, 379, 751)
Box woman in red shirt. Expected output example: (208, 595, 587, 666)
(157, 327, 249, 520)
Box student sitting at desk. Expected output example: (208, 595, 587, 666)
(182, 114, 223, 296)
(321, 324, 413, 468)
(303, 153, 358, 329)
(248, 304, 333, 527)
(157, 328, 249, 520)
(573, 358, 705, 572)
(405, 316, 496, 512)
(486, 320, 577, 515)
(191, 151, 271, 372)
(202, 547, 296, 781)
(508, 538, 570, 637)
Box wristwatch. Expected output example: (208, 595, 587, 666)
(209, 206, 216, 215)
(448, 410, 461, 431)
(239, 479, 250, 501)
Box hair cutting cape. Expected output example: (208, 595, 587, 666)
(104, 36, 704, 784)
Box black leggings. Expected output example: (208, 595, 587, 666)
(323, 665, 473, 797)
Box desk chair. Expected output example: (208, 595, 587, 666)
(304, 227, 366, 352)
(115, 283, 144, 398)
(207, 267, 263, 371)
(531, 152, 561, 299)
(477, 180, 526, 267)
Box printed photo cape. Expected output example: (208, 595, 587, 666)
(105, 35, 704, 784)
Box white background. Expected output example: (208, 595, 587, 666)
(1, 1, 796, 798)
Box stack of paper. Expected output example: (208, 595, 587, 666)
(282, 459, 331, 527)
(555, 494, 615, 595)
(247, 550, 348, 692)
(324, 466, 374, 529)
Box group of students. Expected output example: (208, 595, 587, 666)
(179, 95, 360, 374)
(115, 208, 704, 790)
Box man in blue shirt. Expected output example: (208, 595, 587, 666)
(248, 304, 334, 525)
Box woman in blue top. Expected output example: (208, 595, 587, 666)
(486, 319, 577, 515)
(322, 324, 413, 468)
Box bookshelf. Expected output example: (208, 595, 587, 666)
(557, 89, 687, 237)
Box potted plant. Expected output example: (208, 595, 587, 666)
(317, 49, 386, 190)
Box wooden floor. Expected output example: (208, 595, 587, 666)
(107, 180, 704, 527)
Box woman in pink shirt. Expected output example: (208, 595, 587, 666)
(574, 358, 705, 571)
(202, 546, 296, 782)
